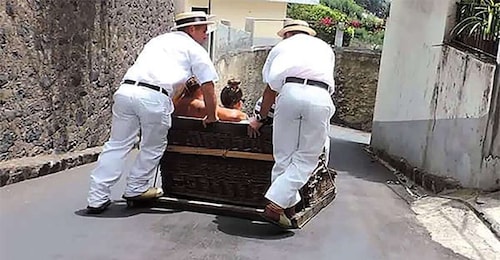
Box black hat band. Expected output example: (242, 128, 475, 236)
(176, 16, 207, 26)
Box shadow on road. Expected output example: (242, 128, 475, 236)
(329, 137, 396, 184)
(74, 200, 183, 218)
(213, 215, 294, 240)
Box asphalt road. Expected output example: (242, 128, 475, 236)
(0, 126, 467, 260)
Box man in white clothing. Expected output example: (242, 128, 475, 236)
(86, 11, 219, 214)
(253, 97, 331, 166)
(248, 19, 336, 228)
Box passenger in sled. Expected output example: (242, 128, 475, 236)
(174, 76, 248, 122)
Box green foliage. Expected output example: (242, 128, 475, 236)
(287, 2, 386, 48)
(360, 15, 385, 31)
(353, 0, 391, 18)
(288, 4, 348, 23)
(287, 4, 350, 45)
(320, 0, 365, 19)
(353, 27, 384, 47)
(451, 0, 500, 38)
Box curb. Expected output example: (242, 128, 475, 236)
(0, 147, 102, 187)
(438, 194, 500, 240)
(364, 147, 461, 194)
(364, 146, 500, 240)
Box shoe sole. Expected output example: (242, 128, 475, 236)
(86, 200, 111, 214)
(122, 188, 164, 201)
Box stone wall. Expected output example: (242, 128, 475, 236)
(333, 48, 381, 132)
(0, 0, 175, 162)
(214, 47, 381, 130)
(213, 23, 252, 64)
(214, 47, 270, 113)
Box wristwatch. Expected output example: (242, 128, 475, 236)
(256, 112, 272, 125)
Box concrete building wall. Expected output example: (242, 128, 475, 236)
(211, 0, 286, 40)
(181, 0, 287, 45)
(371, 0, 500, 190)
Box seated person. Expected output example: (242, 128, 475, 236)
(253, 96, 275, 120)
(174, 77, 247, 122)
(220, 79, 244, 110)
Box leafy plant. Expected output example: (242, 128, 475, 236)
(288, 4, 348, 23)
(288, 4, 349, 45)
(320, 0, 365, 19)
(451, 0, 500, 38)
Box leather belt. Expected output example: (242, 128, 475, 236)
(285, 77, 329, 90)
(123, 79, 169, 97)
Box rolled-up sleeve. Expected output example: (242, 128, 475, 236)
(189, 45, 219, 84)
(262, 47, 283, 91)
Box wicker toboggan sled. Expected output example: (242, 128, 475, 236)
(154, 116, 337, 228)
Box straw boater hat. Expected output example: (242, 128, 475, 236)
(277, 19, 316, 37)
(172, 11, 216, 30)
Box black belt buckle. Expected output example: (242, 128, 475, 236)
(285, 77, 329, 90)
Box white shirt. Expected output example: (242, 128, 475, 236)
(123, 31, 219, 96)
(262, 34, 335, 95)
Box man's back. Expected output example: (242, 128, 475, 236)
(123, 31, 213, 94)
(263, 34, 335, 94)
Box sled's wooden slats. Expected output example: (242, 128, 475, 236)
(167, 145, 275, 162)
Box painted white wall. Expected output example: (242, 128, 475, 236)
(423, 47, 496, 188)
(182, 0, 288, 45)
(373, 0, 458, 122)
(211, 0, 286, 39)
(372, 0, 499, 190)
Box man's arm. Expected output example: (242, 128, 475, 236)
(259, 85, 277, 119)
(200, 81, 218, 122)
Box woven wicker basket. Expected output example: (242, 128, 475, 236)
(167, 117, 273, 154)
(160, 117, 335, 211)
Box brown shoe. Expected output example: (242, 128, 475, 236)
(123, 187, 164, 201)
(262, 204, 294, 229)
(284, 207, 296, 219)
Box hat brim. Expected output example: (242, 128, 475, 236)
(172, 20, 216, 30)
(277, 25, 316, 37)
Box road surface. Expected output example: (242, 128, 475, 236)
(0, 126, 466, 260)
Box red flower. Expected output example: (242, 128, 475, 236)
(320, 17, 333, 26)
(349, 20, 361, 28)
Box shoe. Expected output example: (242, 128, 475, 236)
(284, 206, 296, 219)
(262, 204, 294, 229)
(122, 187, 164, 201)
(86, 200, 111, 214)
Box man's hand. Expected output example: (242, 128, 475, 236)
(202, 115, 219, 128)
(247, 116, 263, 138)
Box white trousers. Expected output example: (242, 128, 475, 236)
(87, 84, 173, 207)
(265, 82, 335, 209)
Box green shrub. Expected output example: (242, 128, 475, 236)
(288, 4, 349, 45)
(352, 27, 384, 48)
(320, 0, 365, 19)
(287, 3, 385, 48)
(288, 4, 348, 23)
